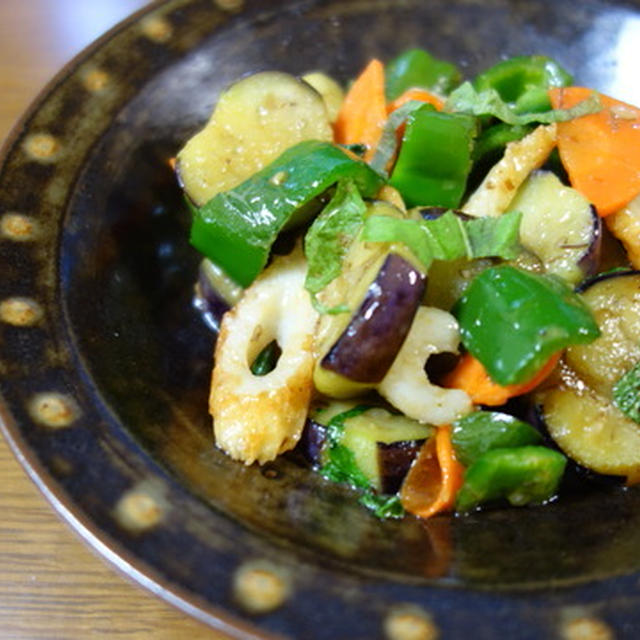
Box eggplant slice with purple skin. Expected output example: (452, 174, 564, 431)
(193, 258, 244, 332)
(508, 170, 602, 285)
(313, 200, 426, 398)
(537, 271, 640, 483)
(300, 402, 432, 494)
(320, 253, 426, 382)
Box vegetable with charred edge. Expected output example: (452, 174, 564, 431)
(177, 71, 333, 207)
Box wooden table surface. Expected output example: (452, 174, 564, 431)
(0, 2, 231, 638)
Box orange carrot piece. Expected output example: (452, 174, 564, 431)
(442, 352, 560, 407)
(334, 59, 387, 162)
(400, 425, 465, 519)
(387, 87, 444, 114)
(549, 87, 640, 217)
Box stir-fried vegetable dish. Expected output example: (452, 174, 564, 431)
(177, 48, 640, 519)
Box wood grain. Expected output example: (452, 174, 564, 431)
(0, 1, 232, 637)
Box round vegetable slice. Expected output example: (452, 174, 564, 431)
(541, 385, 640, 483)
(567, 271, 640, 397)
(540, 271, 640, 482)
(178, 71, 333, 206)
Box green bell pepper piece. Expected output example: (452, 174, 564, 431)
(456, 446, 566, 512)
(385, 48, 462, 100)
(472, 122, 533, 163)
(452, 411, 542, 467)
(472, 55, 573, 114)
(250, 340, 280, 376)
(454, 266, 600, 386)
(389, 105, 476, 208)
(190, 140, 385, 287)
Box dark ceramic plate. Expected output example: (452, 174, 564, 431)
(2, 0, 640, 637)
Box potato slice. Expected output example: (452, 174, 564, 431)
(178, 71, 333, 206)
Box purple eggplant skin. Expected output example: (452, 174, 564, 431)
(576, 205, 602, 279)
(416, 206, 474, 222)
(193, 263, 231, 332)
(321, 253, 426, 383)
(575, 268, 640, 293)
(530, 403, 624, 492)
(297, 418, 327, 467)
(378, 440, 425, 494)
(296, 418, 424, 494)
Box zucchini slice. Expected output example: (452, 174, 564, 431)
(306, 402, 432, 493)
(313, 201, 426, 398)
(177, 71, 333, 206)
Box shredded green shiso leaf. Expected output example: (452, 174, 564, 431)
(445, 82, 602, 125)
(613, 361, 640, 424)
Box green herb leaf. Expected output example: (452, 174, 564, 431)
(359, 492, 405, 519)
(445, 82, 602, 126)
(319, 405, 408, 520)
(304, 180, 367, 311)
(361, 210, 522, 270)
(323, 404, 372, 448)
(613, 361, 640, 423)
(452, 411, 542, 467)
(465, 211, 523, 260)
(320, 444, 371, 489)
(191, 140, 384, 287)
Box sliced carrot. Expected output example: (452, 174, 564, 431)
(549, 87, 640, 217)
(400, 425, 465, 519)
(442, 352, 561, 407)
(387, 87, 444, 114)
(334, 59, 387, 162)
